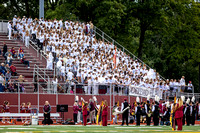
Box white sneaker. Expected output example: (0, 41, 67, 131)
(1, 121, 5, 124)
(25, 121, 28, 124)
(7, 121, 11, 124)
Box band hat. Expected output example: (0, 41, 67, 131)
(186, 98, 190, 104)
(181, 96, 185, 102)
(75, 96, 79, 102)
(191, 96, 195, 103)
(93, 96, 97, 102)
(136, 97, 140, 103)
(147, 94, 150, 101)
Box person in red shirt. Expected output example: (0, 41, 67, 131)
(82, 101, 88, 126)
(102, 100, 108, 126)
(18, 47, 24, 59)
(10, 47, 17, 58)
(10, 64, 17, 76)
(175, 98, 184, 131)
(20, 103, 26, 123)
(1, 101, 10, 124)
(25, 102, 31, 124)
(73, 102, 81, 124)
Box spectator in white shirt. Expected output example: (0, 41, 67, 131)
(52, 76, 58, 94)
(180, 76, 185, 92)
(187, 81, 193, 93)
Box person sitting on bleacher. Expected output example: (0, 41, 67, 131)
(7, 80, 14, 92)
(10, 47, 17, 58)
(21, 56, 30, 68)
(0, 74, 5, 92)
(10, 64, 17, 76)
(4, 50, 12, 61)
(6, 54, 13, 66)
(5, 64, 11, 73)
(18, 47, 24, 59)
(0, 63, 6, 75)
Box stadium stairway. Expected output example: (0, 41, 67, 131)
(0, 33, 54, 93)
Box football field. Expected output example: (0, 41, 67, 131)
(0, 125, 200, 133)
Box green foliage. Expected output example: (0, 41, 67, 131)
(1, 0, 200, 92)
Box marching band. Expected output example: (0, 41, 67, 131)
(1, 95, 199, 130)
(72, 95, 199, 130)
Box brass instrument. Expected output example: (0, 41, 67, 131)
(147, 105, 152, 117)
(112, 107, 130, 116)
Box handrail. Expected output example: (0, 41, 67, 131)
(94, 26, 166, 81)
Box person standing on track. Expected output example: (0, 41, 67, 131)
(135, 97, 141, 126)
(175, 98, 183, 131)
(43, 101, 53, 125)
(121, 98, 129, 126)
(82, 101, 88, 126)
(102, 100, 108, 126)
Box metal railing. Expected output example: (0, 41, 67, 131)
(0, 20, 8, 33)
(33, 64, 51, 92)
(93, 26, 166, 81)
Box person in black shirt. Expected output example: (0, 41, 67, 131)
(135, 97, 141, 126)
(121, 98, 129, 126)
(3, 42, 7, 60)
(152, 97, 160, 126)
(184, 98, 191, 126)
(145, 99, 151, 126)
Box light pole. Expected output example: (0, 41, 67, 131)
(39, 0, 44, 19)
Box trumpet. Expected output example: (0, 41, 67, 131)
(113, 107, 130, 116)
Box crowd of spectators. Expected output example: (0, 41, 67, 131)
(6, 15, 194, 94)
(0, 41, 27, 92)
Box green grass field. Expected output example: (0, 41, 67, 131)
(0, 125, 200, 133)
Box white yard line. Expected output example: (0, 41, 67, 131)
(115, 127, 162, 129)
(7, 128, 36, 130)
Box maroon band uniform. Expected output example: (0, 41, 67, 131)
(2, 104, 10, 113)
(82, 104, 87, 126)
(102, 105, 108, 126)
(20, 106, 26, 113)
(26, 106, 31, 113)
(175, 103, 183, 131)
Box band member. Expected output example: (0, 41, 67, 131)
(121, 98, 129, 126)
(145, 95, 151, 126)
(171, 101, 176, 130)
(82, 101, 88, 126)
(112, 102, 118, 124)
(42, 101, 53, 125)
(89, 98, 95, 124)
(102, 100, 108, 126)
(164, 101, 171, 125)
(181, 96, 186, 125)
(135, 97, 141, 126)
(160, 102, 167, 125)
(20, 102, 26, 123)
(25, 102, 31, 124)
(175, 98, 183, 131)
(191, 96, 196, 125)
(184, 98, 190, 126)
(73, 102, 81, 124)
(1, 101, 10, 124)
(152, 95, 160, 126)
